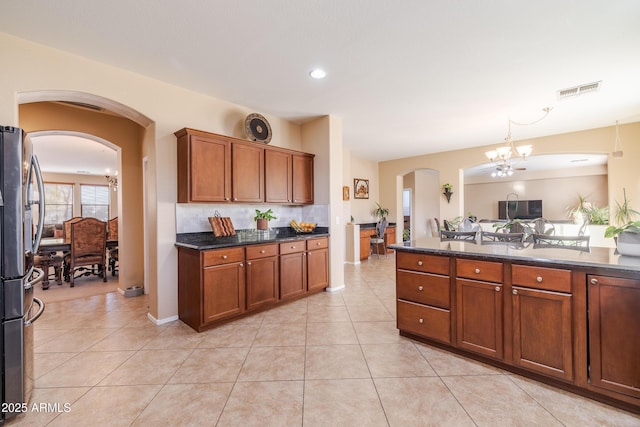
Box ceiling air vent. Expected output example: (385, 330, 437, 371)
(557, 81, 602, 99)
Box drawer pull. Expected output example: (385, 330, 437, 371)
(475, 268, 480, 274)
(417, 286, 424, 291)
(536, 276, 543, 283)
(222, 255, 228, 260)
(291, 245, 296, 249)
(417, 261, 423, 266)
(418, 318, 424, 324)
(247, 261, 252, 266)
(239, 263, 244, 267)
(495, 286, 501, 292)
(317, 242, 321, 246)
(260, 250, 266, 254)
(512, 289, 518, 295)
(590, 278, 598, 285)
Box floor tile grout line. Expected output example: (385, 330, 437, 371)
(503, 373, 568, 426)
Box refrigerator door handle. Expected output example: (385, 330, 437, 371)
(25, 297, 45, 326)
(24, 267, 44, 291)
(30, 155, 46, 253)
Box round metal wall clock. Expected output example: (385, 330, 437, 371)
(244, 113, 272, 144)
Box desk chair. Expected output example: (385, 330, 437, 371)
(370, 219, 388, 257)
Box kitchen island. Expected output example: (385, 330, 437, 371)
(175, 228, 330, 332)
(390, 238, 640, 413)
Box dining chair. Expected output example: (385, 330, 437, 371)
(532, 234, 591, 251)
(370, 218, 388, 257)
(532, 217, 555, 236)
(480, 231, 525, 244)
(65, 217, 108, 286)
(440, 230, 477, 243)
(107, 217, 119, 276)
(63, 216, 83, 241)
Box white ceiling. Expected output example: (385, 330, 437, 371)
(30, 134, 117, 176)
(2, 1, 640, 162)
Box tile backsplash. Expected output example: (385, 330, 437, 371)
(176, 204, 329, 233)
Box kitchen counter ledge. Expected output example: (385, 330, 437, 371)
(176, 227, 329, 250)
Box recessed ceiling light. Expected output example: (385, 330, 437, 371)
(309, 68, 326, 79)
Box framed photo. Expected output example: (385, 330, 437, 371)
(354, 178, 369, 199)
(342, 185, 350, 200)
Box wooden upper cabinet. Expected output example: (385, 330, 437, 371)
(176, 129, 231, 203)
(265, 149, 293, 203)
(292, 153, 314, 204)
(232, 143, 264, 202)
(176, 128, 314, 205)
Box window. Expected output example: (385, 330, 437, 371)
(44, 183, 73, 225)
(81, 185, 110, 221)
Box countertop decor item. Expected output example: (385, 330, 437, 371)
(253, 208, 277, 230)
(605, 188, 640, 256)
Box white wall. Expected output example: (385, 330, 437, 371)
(349, 157, 381, 224)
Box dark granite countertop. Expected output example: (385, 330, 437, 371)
(389, 237, 640, 274)
(357, 222, 397, 229)
(176, 227, 329, 250)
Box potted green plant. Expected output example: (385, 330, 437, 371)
(253, 208, 277, 230)
(567, 193, 592, 224)
(372, 202, 390, 221)
(442, 183, 453, 203)
(604, 188, 640, 256)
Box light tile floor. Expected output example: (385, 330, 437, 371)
(10, 256, 640, 426)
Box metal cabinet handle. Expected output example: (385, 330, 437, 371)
(247, 261, 252, 266)
(222, 255, 228, 260)
(495, 286, 501, 292)
(475, 268, 480, 274)
(536, 276, 543, 283)
(590, 278, 598, 285)
(239, 263, 244, 267)
(417, 261, 423, 266)
(291, 245, 296, 249)
(233, 198, 238, 201)
(317, 242, 321, 246)
(260, 250, 266, 254)
(417, 286, 424, 291)
(224, 197, 229, 201)
(418, 318, 424, 324)
(512, 289, 518, 295)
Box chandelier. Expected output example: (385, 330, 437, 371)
(485, 107, 551, 178)
(105, 169, 118, 191)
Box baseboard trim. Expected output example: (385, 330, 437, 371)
(147, 312, 179, 325)
(325, 284, 345, 293)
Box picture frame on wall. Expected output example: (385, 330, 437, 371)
(354, 178, 369, 199)
(342, 186, 350, 200)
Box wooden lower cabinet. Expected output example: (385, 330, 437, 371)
(246, 244, 279, 311)
(307, 245, 329, 292)
(397, 300, 450, 344)
(203, 262, 245, 322)
(588, 275, 640, 399)
(456, 278, 503, 359)
(280, 240, 307, 300)
(512, 286, 573, 381)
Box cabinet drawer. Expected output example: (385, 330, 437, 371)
(202, 247, 244, 267)
(397, 300, 451, 344)
(512, 264, 571, 293)
(397, 252, 449, 275)
(246, 243, 278, 260)
(307, 237, 328, 250)
(397, 270, 450, 309)
(456, 258, 503, 283)
(279, 240, 305, 255)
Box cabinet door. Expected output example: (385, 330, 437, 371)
(203, 262, 245, 323)
(232, 143, 264, 202)
(292, 154, 314, 204)
(246, 256, 278, 311)
(359, 229, 374, 260)
(280, 252, 307, 300)
(456, 278, 503, 359)
(265, 150, 292, 203)
(190, 135, 231, 202)
(512, 287, 573, 381)
(385, 226, 396, 254)
(588, 275, 640, 398)
(307, 248, 329, 292)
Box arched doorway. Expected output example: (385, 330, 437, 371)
(17, 91, 153, 302)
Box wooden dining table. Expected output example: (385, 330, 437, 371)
(37, 238, 118, 289)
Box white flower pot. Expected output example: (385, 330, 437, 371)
(616, 230, 640, 257)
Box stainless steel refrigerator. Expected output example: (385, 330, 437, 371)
(1, 126, 45, 424)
